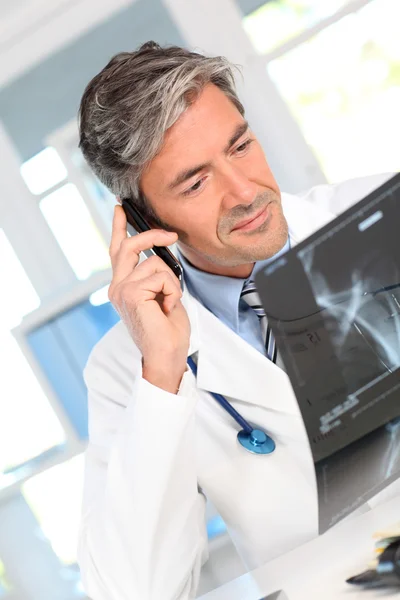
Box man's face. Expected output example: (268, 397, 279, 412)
(141, 84, 288, 276)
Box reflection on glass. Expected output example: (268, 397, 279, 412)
(0, 230, 65, 475)
(20, 147, 68, 195)
(267, 0, 400, 181)
(40, 183, 111, 280)
(22, 454, 85, 565)
(243, 0, 349, 55)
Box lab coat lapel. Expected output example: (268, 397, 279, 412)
(182, 291, 300, 415)
(198, 302, 300, 415)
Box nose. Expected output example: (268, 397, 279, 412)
(220, 163, 258, 210)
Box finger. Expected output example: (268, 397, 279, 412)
(142, 272, 182, 314)
(121, 271, 182, 314)
(112, 230, 178, 284)
(118, 256, 182, 310)
(130, 255, 181, 290)
(123, 229, 178, 256)
(109, 205, 128, 259)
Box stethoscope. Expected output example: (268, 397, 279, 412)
(187, 356, 276, 455)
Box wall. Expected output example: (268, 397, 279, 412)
(0, 0, 184, 160)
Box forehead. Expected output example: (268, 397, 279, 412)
(146, 84, 245, 176)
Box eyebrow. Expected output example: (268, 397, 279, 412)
(224, 121, 249, 154)
(167, 120, 250, 191)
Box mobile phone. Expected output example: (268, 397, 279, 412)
(121, 197, 184, 286)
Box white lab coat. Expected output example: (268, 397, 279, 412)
(78, 174, 399, 600)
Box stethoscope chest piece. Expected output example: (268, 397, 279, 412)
(237, 428, 276, 455)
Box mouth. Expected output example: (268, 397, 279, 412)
(231, 204, 271, 232)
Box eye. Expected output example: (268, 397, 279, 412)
(183, 176, 207, 196)
(235, 139, 254, 154)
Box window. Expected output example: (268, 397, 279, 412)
(89, 284, 110, 306)
(244, 0, 400, 182)
(0, 229, 40, 331)
(40, 183, 111, 280)
(71, 147, 116, 235)
(20, 148, 112, 281)
(243, 0, 351, 55)
(22, 454, 84, 565)
(47, 122, 117, 243)
(20, 147, 68, 195)
(0, 230, 65, 476)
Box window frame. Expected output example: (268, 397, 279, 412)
(46, 121, 113, 245)
(247, 0, 374, 64)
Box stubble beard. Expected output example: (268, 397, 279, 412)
(152, 189, 289, 268)
(183, 190, 289, 267)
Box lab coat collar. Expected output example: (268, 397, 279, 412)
(281, 191, 334, 244)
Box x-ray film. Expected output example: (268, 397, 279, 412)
(256, 174, 400, 533)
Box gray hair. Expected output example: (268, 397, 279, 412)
(78, 41, 244, 219)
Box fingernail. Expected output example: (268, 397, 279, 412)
(164, 230, 177, 237)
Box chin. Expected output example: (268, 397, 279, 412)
(246, 220, 288, 261)
(243, 243, 284, 263)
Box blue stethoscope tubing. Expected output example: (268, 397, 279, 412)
(187, 356, 276, 455)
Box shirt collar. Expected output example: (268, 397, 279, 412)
(177, 236, 291, 333)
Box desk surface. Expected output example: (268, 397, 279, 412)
(199, 495, 400, 600)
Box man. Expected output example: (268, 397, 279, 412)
(77, 41, 394, 599)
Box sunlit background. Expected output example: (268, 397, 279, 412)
(0, 0, 398, 598)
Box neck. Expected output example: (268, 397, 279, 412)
(178, 244, 254, 278)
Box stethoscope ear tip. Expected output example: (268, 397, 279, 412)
(237, 428, 276, 455)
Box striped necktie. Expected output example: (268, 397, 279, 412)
(241, 280, 277, 363)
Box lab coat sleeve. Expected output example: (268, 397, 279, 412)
(78, 338, 208, 600)
(298, 172, 395, 216)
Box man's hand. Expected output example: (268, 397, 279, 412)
(108, 205, 190, 394)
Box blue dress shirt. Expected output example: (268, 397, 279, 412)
(178, 238, 291, 356)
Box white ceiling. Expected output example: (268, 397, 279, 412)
(0, 0, 135, 88)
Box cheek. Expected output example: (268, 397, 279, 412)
(185, 202, 220, 238)
(170, 196, 224, 247)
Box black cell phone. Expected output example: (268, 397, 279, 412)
(121, 197, 184, 286)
